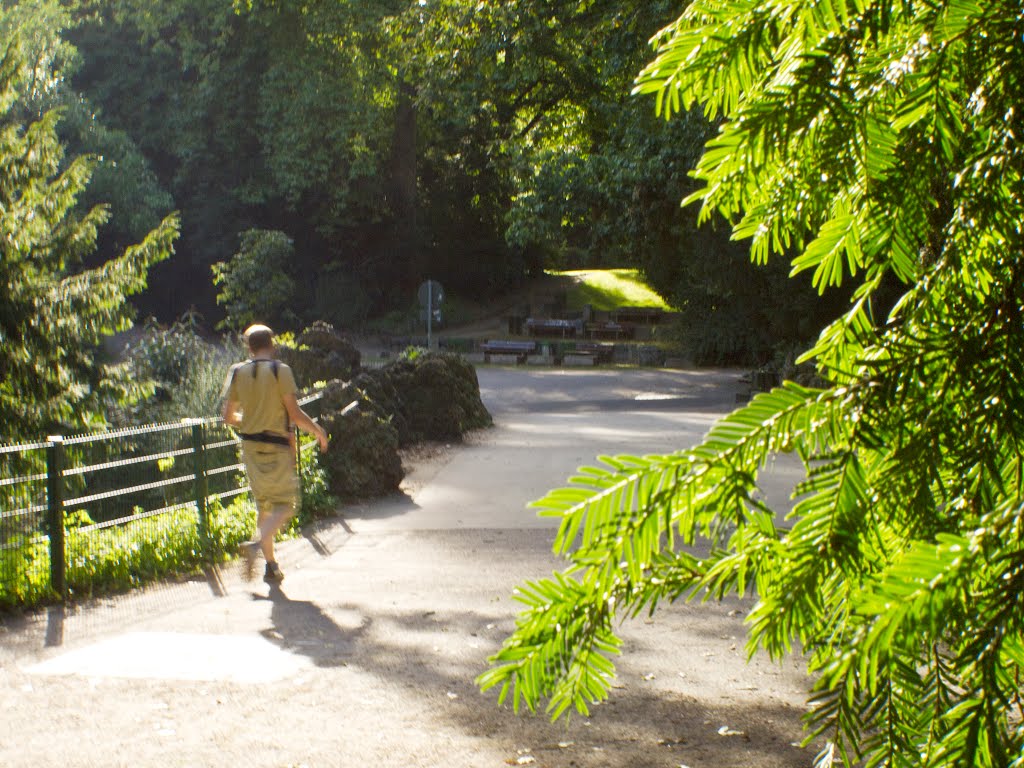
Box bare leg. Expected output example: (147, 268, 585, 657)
(256, 502, 295, 563)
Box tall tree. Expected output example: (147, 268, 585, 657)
(0, 43, 178, 440)
(70, 0, 408, 321)
(69, 0, 276, 318)
(68, 1, 740, 323)
(480, 1, 1024, 766)
(1, 0, 175, 269)
(65, 0, 834, 361)
(407, 1, 698, 287)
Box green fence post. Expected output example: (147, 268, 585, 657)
(46, 435, 66, 602)
(295, 425, 304, 515)
(190, 420, 210, 556)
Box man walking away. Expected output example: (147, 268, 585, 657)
(222, 324, 329, 582)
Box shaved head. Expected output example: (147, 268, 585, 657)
(243, 324, 274, 353)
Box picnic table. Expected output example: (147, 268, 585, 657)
(611, 307, 663, 324)
(573, 341, 615, 363)
(480, 339, 537, 364)
(585, 321, 634, 340)
(525, 318, 583, 338)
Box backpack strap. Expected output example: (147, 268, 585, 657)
(229, 358, 289, 432)
(247, 358, 289, 431)
(246, 358, 280, 379)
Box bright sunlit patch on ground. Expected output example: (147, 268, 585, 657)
(634, 393, 677, 400)
(26, 631, 312, 683)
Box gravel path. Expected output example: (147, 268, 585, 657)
(0, 367, 819, 768)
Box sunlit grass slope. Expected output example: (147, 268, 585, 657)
(549, 268, 674, 312)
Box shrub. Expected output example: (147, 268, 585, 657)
(277, 322, 361, 386)
(317, 408, 403, 499)
(289, 436, 340, 529)
(118, 315, 243, 422)
(0, 536, 52, 610)
(0, 496, 256, 609)
(211, 229, 298, 332)
(323, 351, 492, 447)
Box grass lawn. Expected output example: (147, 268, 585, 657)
(550, 268, 673, 312)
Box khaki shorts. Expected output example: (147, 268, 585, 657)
(242, 443, 298, 514)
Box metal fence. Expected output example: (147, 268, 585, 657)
(0, 394, 322, 607)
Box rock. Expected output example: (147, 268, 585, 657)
(321, 352, 491, 447)
(318, 406, 403, 498)
(280, 321, 361, 385)
(314, 351, 492, 498)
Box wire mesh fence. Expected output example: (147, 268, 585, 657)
(0, 440, 52, 608)
(0, 393, 323, 608)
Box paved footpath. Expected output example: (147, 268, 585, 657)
(0, 368, 816, 768)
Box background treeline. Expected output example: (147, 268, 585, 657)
(5, 0, 845, 363)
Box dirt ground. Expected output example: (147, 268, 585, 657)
(0, 368, 822, 768)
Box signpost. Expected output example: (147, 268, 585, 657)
(417, 279, 444, 348)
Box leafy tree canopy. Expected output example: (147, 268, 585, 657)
(212, 228, 297, 332)
(0, 42, 178, 441)
(58, 0, 840, 361)
(481, 1, 1024, 766)
(0, 0, 77, 121)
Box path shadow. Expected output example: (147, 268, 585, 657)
(0, 573, 227, 661)
(253, 582, 369, 667)
(301, 517, 352, 556)
(338, 490, 420, 523)
(300, 596, 815, 768)
(44, 605, 64, 647)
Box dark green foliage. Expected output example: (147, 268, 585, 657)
(116, 314, 242, 422)
(317, 408, 403, 500)
(482, 1, 1024, 766)
(310, 266, 374, 330)
(70, 113, 176, 252)
(0, 42, 178, 442)
(324, 352, 492, 447)
(62, 0, 806, 360)
(383, 353, 493, 444)
(662, 229, 849, 366)
(316, 351, 491, 498)
(277, 322, 361, 386)
(67, 0, 399, 319)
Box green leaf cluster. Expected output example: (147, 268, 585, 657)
(0, 495, 256, 610)
(211, 228, 297, 332)
(484, 1, 1024, 765)
(112, 314, 245, 423)
(0, 41, 179, 441)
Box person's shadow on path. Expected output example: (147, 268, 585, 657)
(252, 583, 368, 667)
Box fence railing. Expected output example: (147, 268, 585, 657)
(0, 393, 323, 607)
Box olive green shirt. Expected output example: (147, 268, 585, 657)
(223, 358, 297, 437)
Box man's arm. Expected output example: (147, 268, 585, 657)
(283, 393, 329, 452)
(222, 398, 241, 427)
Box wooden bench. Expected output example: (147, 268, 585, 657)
(611, 307, 663, 325)
(480, 339, 537, 364)
(563, 350, 597, 366)
(585, 321, 634, 340)
(573, 341, 614, 363)
(525, 318, 583, 338)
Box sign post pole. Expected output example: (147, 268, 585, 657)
(417, 279, 444, 350)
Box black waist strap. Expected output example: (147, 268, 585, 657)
(239, 431, 291, 447)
